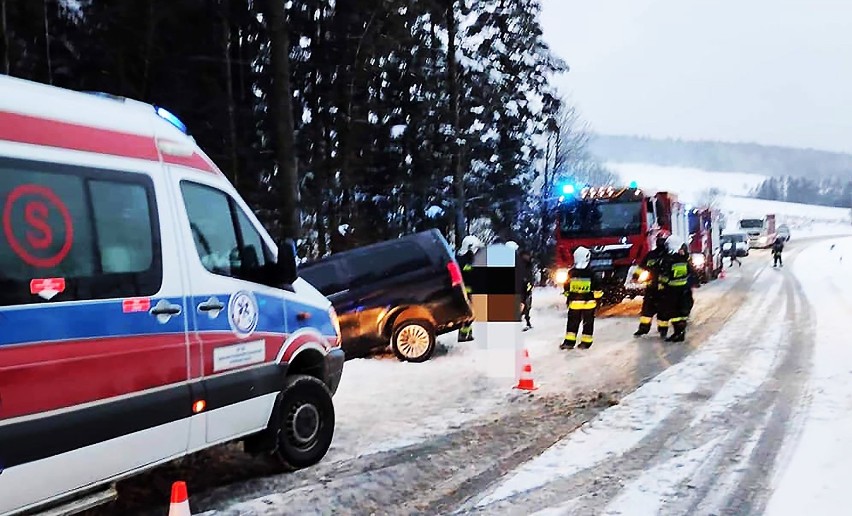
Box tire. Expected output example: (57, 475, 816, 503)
(391, 319, 436, 363)
(269, 374, 335, 471)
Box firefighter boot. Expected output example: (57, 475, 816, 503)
(457, 324, 474, 342)
(634, 320, 651, 337)
(561, 332, 576, 350)
(577, 335, 593, 349)
(666, 331, 686, 343)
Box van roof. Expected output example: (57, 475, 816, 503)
(299, 229, 443, 268)
(0, 74, 224, 177)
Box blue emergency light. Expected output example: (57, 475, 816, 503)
(154, 106, 188, 134)
(562, 184, 576, 195)
(629, 181, 638, 188)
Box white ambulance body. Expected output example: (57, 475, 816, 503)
(0, 75, 344, 515)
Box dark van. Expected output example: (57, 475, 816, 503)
(298, 229, 474, 362)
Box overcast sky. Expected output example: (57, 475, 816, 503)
(539, 0, 852, 154)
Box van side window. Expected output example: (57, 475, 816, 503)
(180, 181, 272, 284)
(0, 158, 162, 306)
(299, 261, 346, 295)
(382, 242, 431, 277)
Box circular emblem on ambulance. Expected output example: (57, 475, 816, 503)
(228, 291, 258, 338)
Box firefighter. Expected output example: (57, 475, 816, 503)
(561, 246, 604, 350)
(657, 235, 698, 343)
(457, 235, 483, 342)
(518, 248, 534, 331)
(633, 230, 671, 338)
(772, 236, 784, 267)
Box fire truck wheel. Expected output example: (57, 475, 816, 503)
(270, 374, 335, 471)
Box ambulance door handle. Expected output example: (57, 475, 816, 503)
(198, 299, 225, 312)
(150, 300, 182, 323)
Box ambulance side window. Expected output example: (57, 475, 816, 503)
(0, 157, 162, 307)
(180, 181, 273, 284)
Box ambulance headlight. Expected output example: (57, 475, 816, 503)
(554, 268, 569, 285)
(691, 253, 706, 268)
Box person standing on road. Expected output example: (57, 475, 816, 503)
(562, 246, 604, 350)
(725, 240, 742, 268)
(657, 236, 698, 343)
(772, 236, 785, 268)
(517, 248, 534, 331)
(634, 230, 670, 338)
(457, 235, 483, 342)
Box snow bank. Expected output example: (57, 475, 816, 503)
(764, 236, 852, 515)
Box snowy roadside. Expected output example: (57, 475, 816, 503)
(763, 236, 852, 515)
(466, 266, 784, 512)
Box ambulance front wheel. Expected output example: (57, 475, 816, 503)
(271, 374, 335, 471)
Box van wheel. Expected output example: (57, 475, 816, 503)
(391, 320, 436, 363)
(270, 374, 335, 471)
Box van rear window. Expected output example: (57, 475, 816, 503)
(0, 158, 162, 306)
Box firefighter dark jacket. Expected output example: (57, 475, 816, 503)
(658, 253, 698, 289)
(637, 246, 667, 284)
(457, 250, 475, 295)
(563, 267, 604, 310)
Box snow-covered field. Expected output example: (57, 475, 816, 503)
(607, 161, 852, 229)
(606, 162, 767, 199)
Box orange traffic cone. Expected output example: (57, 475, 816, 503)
(514, 349, 538, 391)
(168, 481, 192, 516)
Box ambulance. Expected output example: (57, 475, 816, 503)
(0, 75, 345, 515)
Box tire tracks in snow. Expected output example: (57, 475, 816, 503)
(466, 243, 816, 516)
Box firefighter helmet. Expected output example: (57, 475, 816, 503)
(573, 246, 592, 269)
(655, 229, 671, 249)
(460, 235, 483, 254)
(665, 235, 684, 254)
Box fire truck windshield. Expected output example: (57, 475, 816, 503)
(739, 219, 763, 229)
(559, 200, 644, 238)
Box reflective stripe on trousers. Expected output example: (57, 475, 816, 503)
(569, 300, 597, 310)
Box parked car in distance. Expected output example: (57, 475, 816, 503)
(298, 229, 474, 363)
(721, 232, 750, 257)
(777, 224, 791, 241)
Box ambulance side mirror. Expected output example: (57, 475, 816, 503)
(274, 239, 298, 287)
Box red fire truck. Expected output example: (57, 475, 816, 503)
(552, 183, 689, 305)
(687, 207, 724, 283)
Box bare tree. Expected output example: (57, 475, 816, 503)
(220, 0, 240, 186)
(263, 0, 300, 241)
(43, 0, 52, 84)
(697, 187, 723, 209)
(446, 0, 465, 248)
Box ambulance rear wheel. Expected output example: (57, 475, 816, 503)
(272, 374, 335, 471)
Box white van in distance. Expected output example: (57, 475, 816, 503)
(0, 75, 344, 515)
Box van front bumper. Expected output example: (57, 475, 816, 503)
(324, 348, 345, 396)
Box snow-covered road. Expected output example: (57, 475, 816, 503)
(84, 233, 852, 516)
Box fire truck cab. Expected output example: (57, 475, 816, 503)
(552, 183, 689, 305)
(687, 207, 724, 283)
